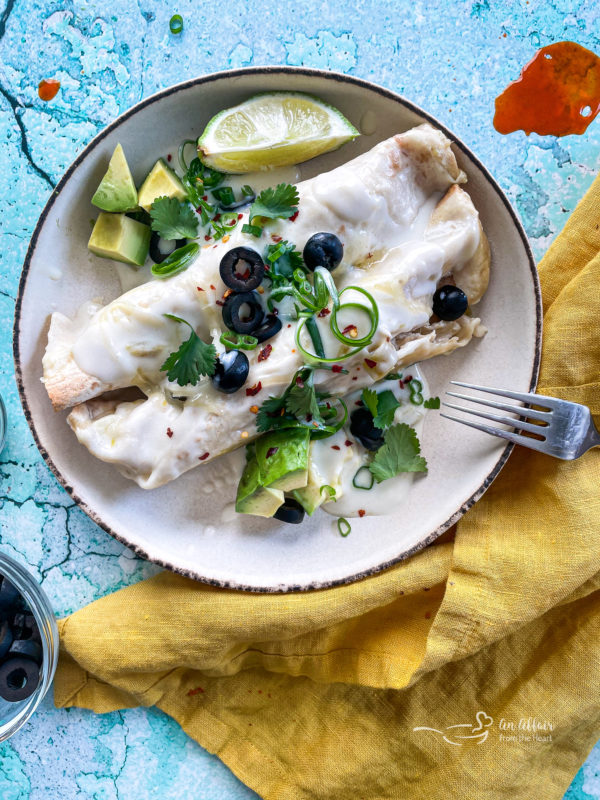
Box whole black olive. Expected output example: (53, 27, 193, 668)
(303, 232, 344, 272)
(432, 285, 468, 321)
(273, 499, 306, 524)
(350, 407, 385, 451)
(254, 314, 282, 344)
(212, 350, 250, 394)
(149, 232, 187, 264)
(222, 291, 264, 334)
(0, 657, 41, 702)
(219, 247, 265, 292)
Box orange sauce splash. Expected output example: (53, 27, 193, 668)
(494, 41, 600, 136)
(38, 79, 61, 102)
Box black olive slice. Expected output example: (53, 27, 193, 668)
(212, 350, 250, 394)
(254, 314, 282, 344)
(149, 232, 187, 264)
(222, 291, 264, 334)
(219, 247, 265, 292)
(274, 499, 306, 525)
(0, 657, 41, 702)
(9, 639, 43, 665)
(0, 620, 13, 659)
(0, 579, 21, 614)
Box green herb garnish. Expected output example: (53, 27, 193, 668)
(361, 388, 401, 430)
(264, 240, 304, 285)
(242, 223, 262, 237)
(247, 183, 299, 234)
(150, 196, 198, 240)
(423, 396, 441, 409)
(161, 314, 217, 386)
(368, 423, 427, 483)
(151, 242, 199, 279)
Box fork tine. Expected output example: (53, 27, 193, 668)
(442, 402, 548, 436)
(445, 391, 551, 422)
(440, 413, 551, 453)
(449, 381, 558, 409)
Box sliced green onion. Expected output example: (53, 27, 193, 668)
(169, 14, 183, 34)
(409, 379, 423, 393)
(178, 139, 196, 173)
(212, 186, 235, 206)
(241, 185, 254, 197)
(410, 393, 424, 405)
(352, 466, 374, 490)
(384, 372, 403, 381)
(220, 331, 258, 350)
(242, 223, 262, 237)
(409, 378, 424, 405)
(305, 316, 325, 359)
(320, 485, 337, 501)
(338, 518, 351, 537)
(151, 242, 199, 278)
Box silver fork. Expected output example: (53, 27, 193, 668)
(441, 382, 600, 460)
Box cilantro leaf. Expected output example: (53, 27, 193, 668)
(424, 396, 441, 409)
(249, 183, 299, 226)
(150, 196, 198, 240)
(361, 388, 379, 418)
(369, 424, 427, 483)
(160, 314, 216, 386)
(286, 380, 320, 421)
(256, 396, 287, 433)
(361, 388, 401, 430)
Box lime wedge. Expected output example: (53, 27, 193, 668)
(197, 92, 359, 173)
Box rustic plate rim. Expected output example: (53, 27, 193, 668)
(13, 65, 542, 592)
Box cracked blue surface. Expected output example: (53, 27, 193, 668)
(0, 0, 599, 797)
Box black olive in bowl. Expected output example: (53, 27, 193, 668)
(212, 350, 250, 394)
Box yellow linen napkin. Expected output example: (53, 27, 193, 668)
(55, 174, 600, 800)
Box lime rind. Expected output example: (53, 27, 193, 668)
(197, 92, 359, 173)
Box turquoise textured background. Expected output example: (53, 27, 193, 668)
(1, 0, 599, 797)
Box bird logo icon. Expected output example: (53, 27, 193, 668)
(413, 711, 494, 746)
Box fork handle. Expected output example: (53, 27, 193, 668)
(584, 420, 600, 453)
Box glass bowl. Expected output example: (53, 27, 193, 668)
(0, 393, 6, 454)
(0, 553, 58, 741)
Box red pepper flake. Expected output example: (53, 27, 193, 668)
(258, 344, 272, 362)
(167, 154, 172, 162)
(214, 213, 221, 222)
(290, 210, 299, 222)
(216, 300, 225, 307)
(202, 195, 208, 201)
(405, 374, 413, 383)
(237, 213, 243, 220)
(38, 78, 60, 101)
(199, 452, 210, 461)
(352, 376, 358, 381)
(204, 235, 211, 242)
(250, 404, 259, 413)
(166, 428, 173, 438)
(344, 440, 352, 447)
(197, 286, 204, 292)
(318, 307, 331, 318)
(358, 509, 366, 518)
(296, 377, 304, 388)
(355, 399, 363, 406)
(223, 289, 233, 299)
(399, 379, 405, 389)
(287, 323, 291, 328)
(271, 234, 282, 243)
(246, 382, 262, 397)
(331, 364, 343, 373)
(266, 447, 278, 458)
(342, 324, 358, 337)
(187, 686, 205, 696)
(210, 284, 216, 290)
(364, 358, 377, 369)
(331, 445, 341, 451)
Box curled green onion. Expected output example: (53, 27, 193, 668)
(320, 485, 337, 501)
(305, 316, 325, 359)
(352, 466, 374, 490)
(178, 139, 196, 173)
(295, 318, 364, 364)
(220, 331, 258, 350)
(169, 14, 184, 34)
(151, 242, 199, 278)
(313, 267, 340, 310)
(330, 286, 379, 347)
(338, 518, 351, 537)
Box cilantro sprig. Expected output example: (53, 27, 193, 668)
(361, 388, 401, 431)
(150, 196, 199, 240)
(160, 314, 217, 386)
(368, 423, 428, 483)
(243, 183, 299, 237)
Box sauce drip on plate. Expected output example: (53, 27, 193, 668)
(494, 41, 600, 136)
(38, 79, 60, 102)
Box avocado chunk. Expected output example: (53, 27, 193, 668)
(88, 212, 151, 266)
(235, 456, 284, 518)
(293, 439, 346, 515)
(137, 158, 187, 212)
(256, 429, 310, 492)
(91, 143, 139, 212)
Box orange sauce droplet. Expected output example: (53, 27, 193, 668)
(38, 79, 61, 102)
(494, 41, 600, 136)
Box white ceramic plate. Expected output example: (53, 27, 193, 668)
(14, 67, 541, 591)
